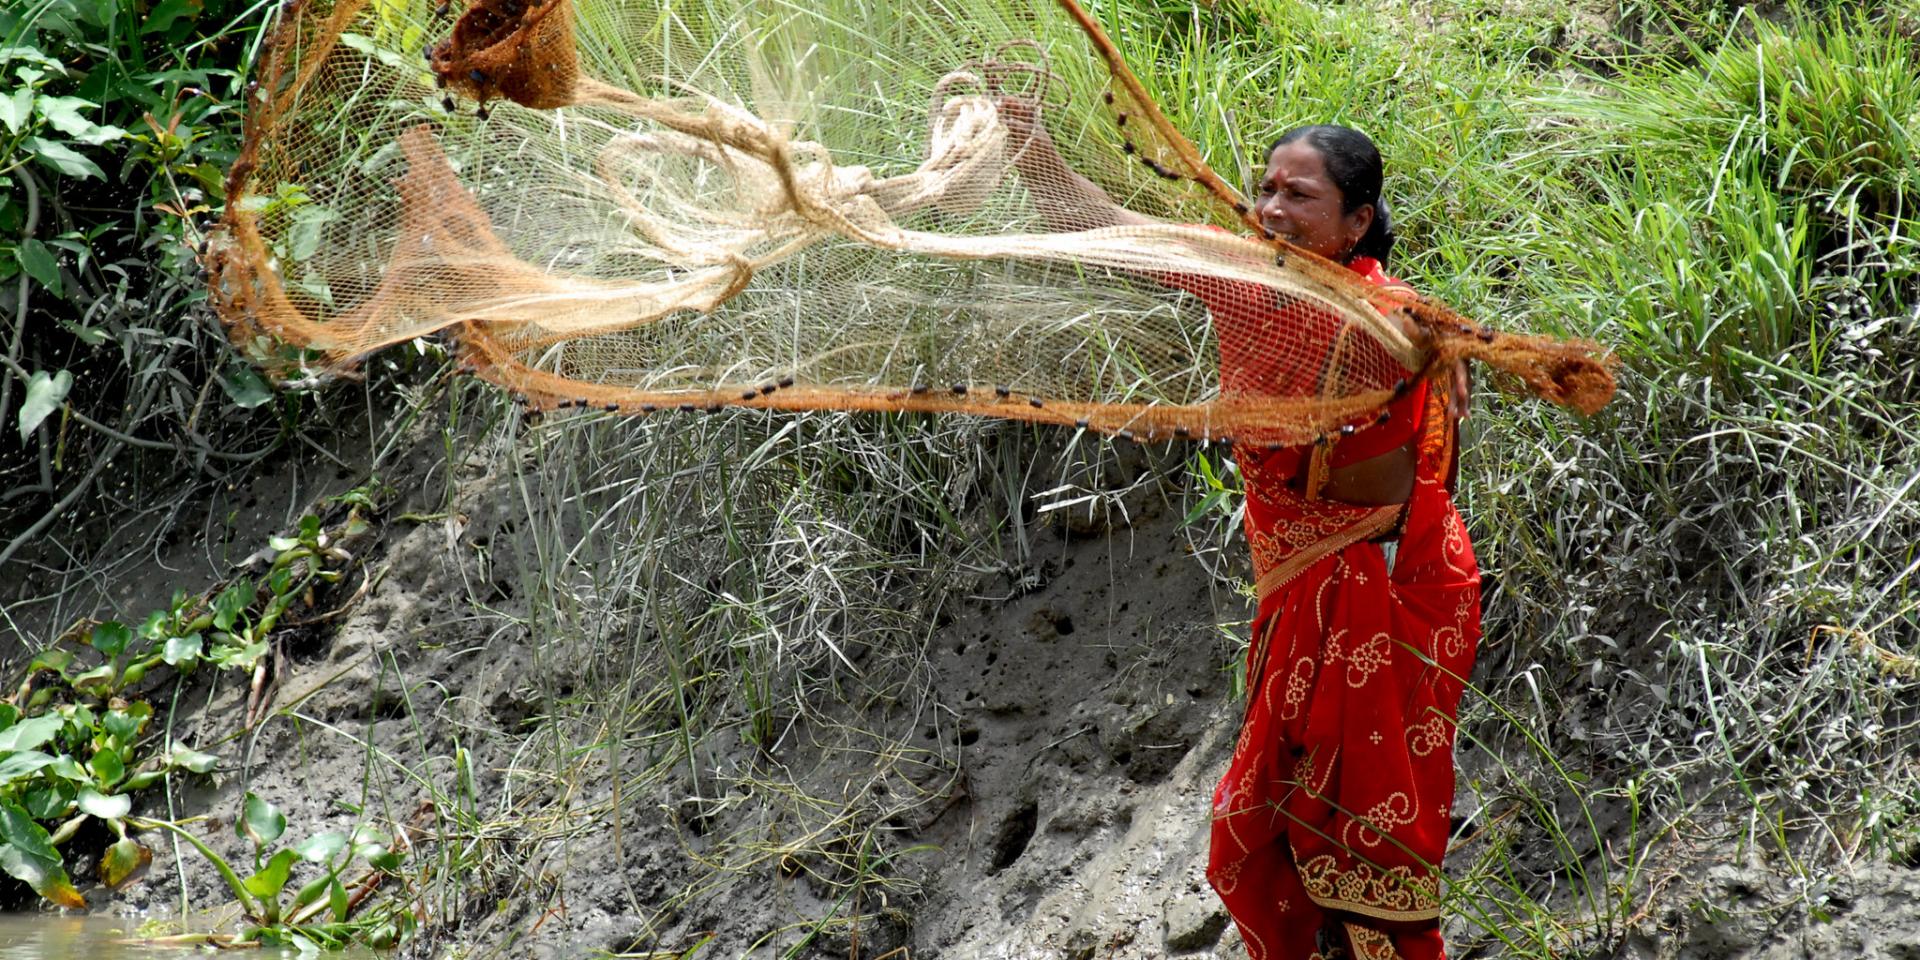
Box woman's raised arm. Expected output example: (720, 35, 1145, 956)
(1001, 99, 1155, 232)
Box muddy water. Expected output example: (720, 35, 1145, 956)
(0, 915, 383, 959)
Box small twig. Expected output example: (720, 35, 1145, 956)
(0, 436, 123, 571)
(281, 562, 388, 628)
(343, 867, 385, 915)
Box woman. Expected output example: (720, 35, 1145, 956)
(1010, 115, 1480, 960)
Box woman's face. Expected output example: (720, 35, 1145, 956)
(1253, 140, 1374, 262)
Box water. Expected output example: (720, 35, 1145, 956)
(0, 915, 384, 959)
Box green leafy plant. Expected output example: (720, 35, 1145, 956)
(133, 792, 412, 948)
(0, 667, 214, 909)
(1, 0, 290, 583)
(0, 504, 375, 920)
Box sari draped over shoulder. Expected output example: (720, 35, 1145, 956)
(1189, 259, 1483, 960)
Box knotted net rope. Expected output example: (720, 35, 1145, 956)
(212, 0, 1614, 445)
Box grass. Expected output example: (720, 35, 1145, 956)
(425, 401, 1090, 952)
(8, 0, 1920, 954)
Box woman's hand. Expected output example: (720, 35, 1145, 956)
(1447, 361, 1470, 420)
(1000, 97, 1061, 173)
(1381, 286, 1469, 420)
(997, 97, 1149, 230)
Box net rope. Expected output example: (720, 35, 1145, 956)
(212, 0, 1615, 447)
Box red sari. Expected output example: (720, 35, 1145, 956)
(1194, 262, 1483, 960)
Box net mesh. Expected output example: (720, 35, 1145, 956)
(212, 0, 1615, 446)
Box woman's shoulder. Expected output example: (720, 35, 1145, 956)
(1348, 255, 1410, 290)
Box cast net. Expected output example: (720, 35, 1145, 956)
(212, 0, 1614, 447)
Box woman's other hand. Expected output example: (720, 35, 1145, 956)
(1448, 361, 1470, 420)
(998, 97, 1150, 230)
(1000, 97, 1059, 172)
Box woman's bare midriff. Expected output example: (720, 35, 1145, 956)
(1285, 442, 1417, 507)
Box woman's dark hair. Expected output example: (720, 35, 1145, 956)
(1270, 124, 1396, 266)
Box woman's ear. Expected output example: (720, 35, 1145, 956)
(1344, 202, 1375, 254)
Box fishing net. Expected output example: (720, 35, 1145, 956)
(211, 0, 1614, 447)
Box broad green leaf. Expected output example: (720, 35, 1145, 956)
(218, 365, 273, 409)
(75, 787, 129, 819)
(33, 96, 92, 128)
(329, 877, 349, 922)
(16, 368, 70, 440)
(14, 238, 58, 296)
(162, 633, 203, 666)
(337, 32, 419, 73)
(66, 0, 115, 29)
(22, 784, 72, 820)
(47, 756, 86, 781)
(34, 95, 123, 145)
(0, 704, 15, 729)
(88, 621, 131, 658)
(293, 831, 346, 863)
(0, 750, 54, 784)
(119, 770, 163, 791)
(141, 0, 201, 35)
(239, 792, 286, 847)
(212, 582, 250, 631)
(69, 663, 116, 695)
(285, 205, 338, 262)
(242, 847, 297, 898)
(0, 803, 61, 861)
(0, 48, 61, 70)
(101, 708, 144, 742)
(354, 834, 403, 872)
(22, 137, 103, 179)
(365, 845, 404, 872)
(181, 161, 223, 197)
(24, 649, 74, 677)
(0, 715, 64, 753)
(166, 748, 218, 774)
(0, 842, 86, 908)
(291, 870, 331, 908)
(99, 837, 150, 888)
(69, 123, 124, 146)
(0, 88, 29, 133)
(88, 747, 123, 785)
(213, 641, 267, 670)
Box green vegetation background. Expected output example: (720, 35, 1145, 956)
(2, 0, 1918, 954)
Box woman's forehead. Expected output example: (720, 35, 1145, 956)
(1263, 140, 1331, 183)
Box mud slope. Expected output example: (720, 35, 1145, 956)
(43, 418, 1920, 960)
